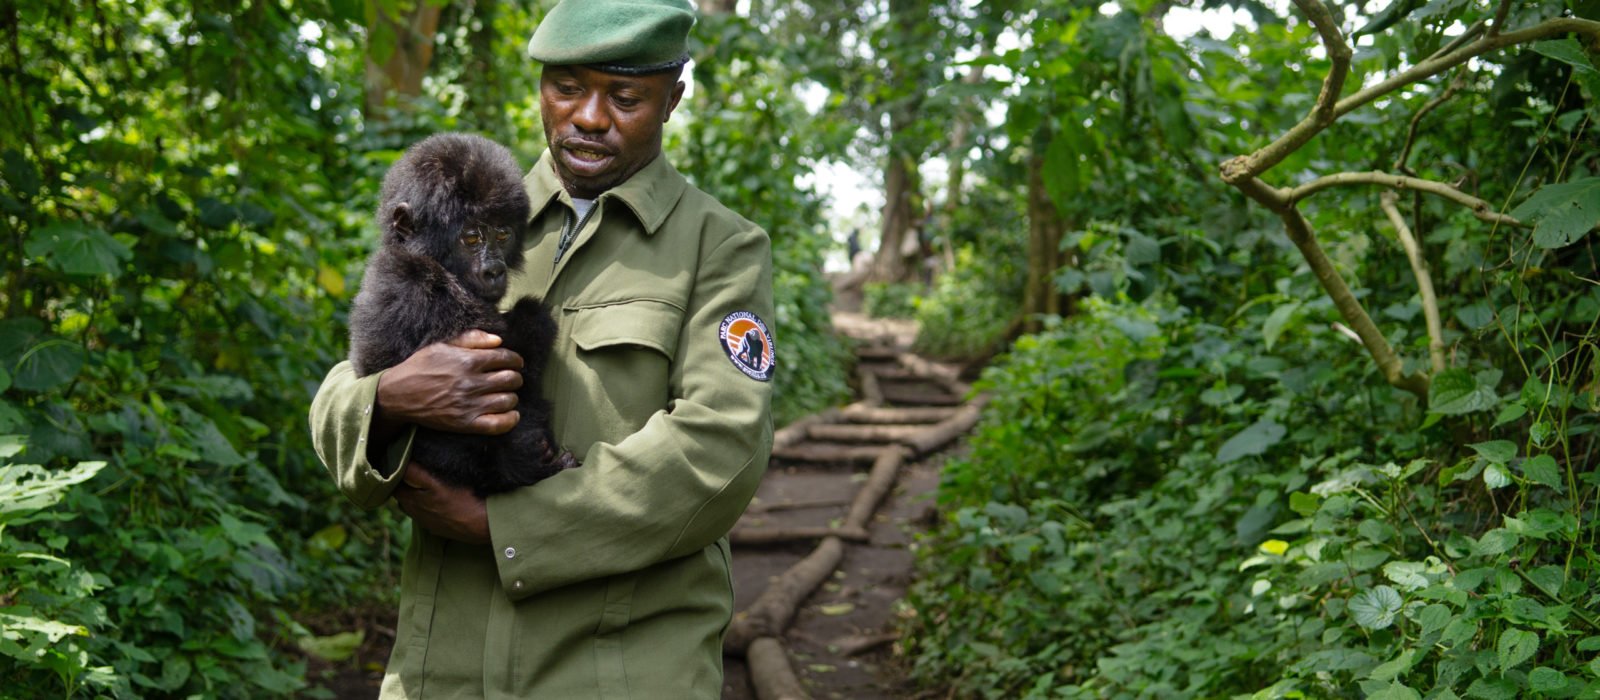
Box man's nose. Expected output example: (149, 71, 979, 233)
(572, 93, 609, 133)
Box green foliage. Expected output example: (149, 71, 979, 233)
(863, 281, 923, 320)
(913, 238, 1026, 359)
(0, 453, 115, 695)
(904, 1, 1600, 696)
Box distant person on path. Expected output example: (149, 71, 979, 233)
(309, 0, 775, 695)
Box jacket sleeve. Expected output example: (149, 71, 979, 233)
(484, 226, 774, 600)
(308, 362, 417, 509)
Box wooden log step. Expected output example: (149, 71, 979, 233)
(896, 352, 971, 396)
(772, 408, 845, 451)
(879, 382, 963, 406)
(854, 345, 900, 361)
(726, 536, 846, 654)
(838, 405, 959, 424)
(806, 423, 927, 443)
(843, 447, 908, 530)
(903, 398, 988, 456)
(770, 443, 884, 465)
(729, 526, 869, 546)
(748, 637, 810, 700)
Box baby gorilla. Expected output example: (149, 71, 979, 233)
(348, 132, 572, 496)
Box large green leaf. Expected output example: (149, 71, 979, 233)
(1215, 419, 1286, 464)
(1496, 628, 1538, 671)
(0, 460, 105, 517)
(1349, 585, 1403, 629)
(24, 222, 132, 277)
(1263, 301, 1301, 351)
(1428, 368, 1500, 415)
(1531, 39, 1597, 76)
(10, 339, 86, 392)
(1509, 178, 1600, 249)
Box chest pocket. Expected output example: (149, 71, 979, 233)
(563, 299, 682, 446)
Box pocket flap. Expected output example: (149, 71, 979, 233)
(570, 300, 682, 356)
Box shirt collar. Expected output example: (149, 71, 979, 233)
(526, 149, 688, 236)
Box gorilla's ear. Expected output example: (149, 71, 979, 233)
(390, 202, 414, 240)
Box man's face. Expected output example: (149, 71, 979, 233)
(539, 65, 686, 199)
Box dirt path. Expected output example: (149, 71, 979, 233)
(721, 312, 977, 700)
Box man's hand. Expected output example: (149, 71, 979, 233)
(375, 330, 525, 438)
(394, 462, 490, 544)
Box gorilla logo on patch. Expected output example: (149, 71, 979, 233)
(719, 311, 775, 382)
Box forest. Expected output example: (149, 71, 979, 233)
(2, 0, 1598, 697)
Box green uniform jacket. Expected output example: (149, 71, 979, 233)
(309, 151, 774, 699)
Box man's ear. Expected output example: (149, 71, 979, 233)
(389, 202, 413, 241)
(664, 81, 686, 123)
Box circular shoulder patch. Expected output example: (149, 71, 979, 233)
(718, 311, 775, 382)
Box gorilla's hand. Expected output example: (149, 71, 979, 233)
(395, 461, 489, 544)
(375, 329, 526, 436)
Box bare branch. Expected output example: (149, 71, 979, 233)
(1395, 68, 1467, 173)
(1224, 17, 1600, 184)
(1428, 19, 1486, 61)
(1490, 0, 1513, 37)
(1380, 191, 1446, 374)
(1334, 18, 1600, 121)
(1285, 171, 1526, 227)
(1220, 0, 1353, 183)
(1231, 177, 1431, 398)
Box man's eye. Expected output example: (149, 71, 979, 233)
(557, 82, 582, 95)
(613, 96, 641, 109)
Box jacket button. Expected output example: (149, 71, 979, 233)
(513, 580, 523, 589)
(504, 547, 516, 559)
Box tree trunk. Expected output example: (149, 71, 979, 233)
(1023, 144, 1071, 333)
(867, 0, 927, 286)
(869, 150, 921, 284)
(363, 1, 445, 120)
(938, 41, 995, 272)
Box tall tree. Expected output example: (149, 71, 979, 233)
(364, 0, 446, 118)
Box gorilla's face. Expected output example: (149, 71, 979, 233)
(447, 222, 520, 302)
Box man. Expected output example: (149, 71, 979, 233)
(308, 0, 775, 696)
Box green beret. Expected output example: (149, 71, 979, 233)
(527, 0, 696, 74)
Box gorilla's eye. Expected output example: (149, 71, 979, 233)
(461, 231, 483, 246)
(495, 229, 511, 242)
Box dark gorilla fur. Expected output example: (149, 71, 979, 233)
(348, 132, 569, 496)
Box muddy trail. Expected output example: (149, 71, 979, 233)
(721, 312, 982, 700)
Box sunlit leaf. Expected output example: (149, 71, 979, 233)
(1349, 585, 1403, 629)
(1263, 301, 1300, 351)
(297, 630, 364, 662)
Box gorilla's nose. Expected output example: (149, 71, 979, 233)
(481, 263, 507, 297)
(483, 261, 506, 284)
